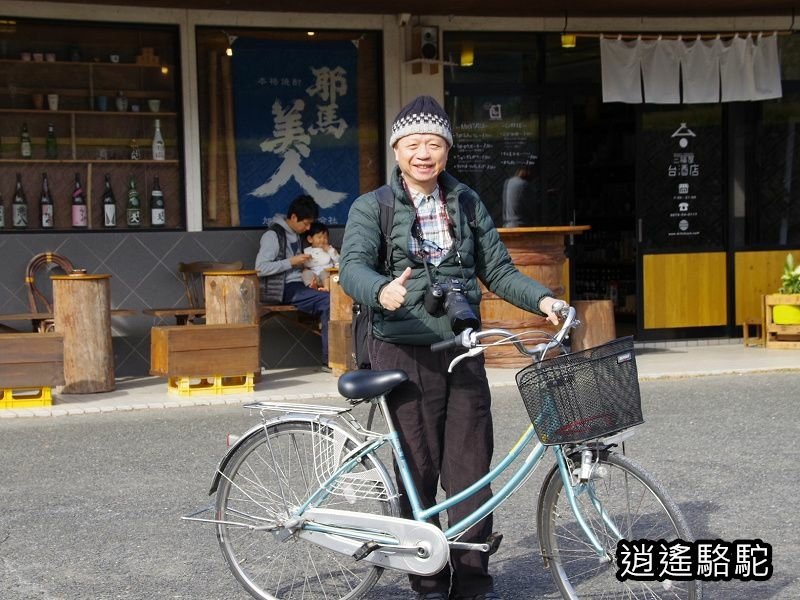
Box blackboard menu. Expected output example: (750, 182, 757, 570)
(446, 96, 538, 224)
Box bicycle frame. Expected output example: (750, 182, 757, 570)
(284, 391, 619, 560)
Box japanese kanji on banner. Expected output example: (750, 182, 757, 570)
(231, 38, 359, 226)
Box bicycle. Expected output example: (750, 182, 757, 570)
(184, 304, 701, 600)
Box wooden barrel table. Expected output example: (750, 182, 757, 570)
(570, 300, 617, 351)
(52, 272, 114, 393)
(480, 226, 589, 367)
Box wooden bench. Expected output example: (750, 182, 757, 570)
(150, 323, 259, 395)
(763, 294, 800, 349)
(0, 333, 64, 408)
(259, 303, 321, 334)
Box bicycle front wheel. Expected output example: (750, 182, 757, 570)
(215, 418, 399, 600)
(538, 449, 701, 600)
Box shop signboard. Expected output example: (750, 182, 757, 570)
(637, 108, 724, 250)
(231, 38, 359, 226)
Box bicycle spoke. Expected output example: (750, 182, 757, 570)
(539, 451, 701, 600)
(215, 420, 398, 600)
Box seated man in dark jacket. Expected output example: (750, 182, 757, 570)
(255, 194, 330, 368)
(339, 95, 561, 600)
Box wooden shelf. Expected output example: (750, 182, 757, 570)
(0, 108, 176, 116)
(0, 159, 179, 164)
(0, 58, 170, 69)
(0, 19, 182, 232)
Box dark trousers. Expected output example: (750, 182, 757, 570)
(282, 281, 330, 362)
(368, 336, 495, 597)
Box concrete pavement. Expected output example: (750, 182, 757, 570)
(2, 339, 798, 418)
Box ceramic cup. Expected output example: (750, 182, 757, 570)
(33, 52, 44, 62)
(95, 95, 109, 111)
(21, 52, 31, 61)
(47, 93, 59, 111)
(130, 103, 140, 112)
(109, 54, 120, 63)
(115, 95, 128, 112)
(45, 52, 56, 62)
(147, 99, 161, 113)
(32, 93, 44, 110)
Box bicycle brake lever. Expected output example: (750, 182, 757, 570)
(447, 347, 485, 373)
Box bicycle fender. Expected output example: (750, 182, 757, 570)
(208, 413, 339, 495)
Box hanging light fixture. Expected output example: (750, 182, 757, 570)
(561, 11, 576, 48)
(223, 30, 237, 57)
(460, 41, 474, 67)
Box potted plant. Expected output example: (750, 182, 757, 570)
(773, 253, 800, 325)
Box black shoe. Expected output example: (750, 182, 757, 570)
(451, 592, 502, 600)
(319, 365, 332, 373)
(418, 593, 449, 600)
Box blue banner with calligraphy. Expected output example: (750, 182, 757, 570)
(231, 38, 359, 226)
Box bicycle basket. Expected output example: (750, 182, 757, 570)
(515, 336, 643, 445)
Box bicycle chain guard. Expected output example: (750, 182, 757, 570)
(298, 507, 449, 576)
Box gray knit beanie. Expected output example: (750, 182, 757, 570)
(389, 95, 453, 147)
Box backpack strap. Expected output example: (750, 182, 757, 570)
(375, 184, 394, 274)
(457, 191, 478, 237)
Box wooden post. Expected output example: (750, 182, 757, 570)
(570, 299, 617, 352)
(52, 273, 114, 393)
(204, 270, 259, 325)
(328, 268, 354, 375)
(220, 56, 239, 227)
(207, 50, 218, 221)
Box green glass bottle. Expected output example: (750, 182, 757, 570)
(45, 123, 58, 159)
(126, 177, 141, 227)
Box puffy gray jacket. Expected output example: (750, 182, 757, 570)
(339, 167, 553, 345)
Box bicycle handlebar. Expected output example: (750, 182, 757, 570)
(431, 301, 578, 372)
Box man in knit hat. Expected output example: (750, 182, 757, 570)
(340, 96, 562, 600)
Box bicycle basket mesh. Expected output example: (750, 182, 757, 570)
(312, 424, 389, 501)
(515, 336, 643, 445)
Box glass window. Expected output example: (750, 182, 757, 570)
(746, 90, 800, 246)
(195, 27, 382, 229)
(0, 18, 182, 231)
(544, 34, 601, 83)
(443, 32, 545, 226)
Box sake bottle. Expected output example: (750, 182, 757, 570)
(126, 177, 141, 227)
(40, 173, 54, 229)
(71, 172, 88, 228)
(12, 173, 28, 228)
(102, 174, 117, 228)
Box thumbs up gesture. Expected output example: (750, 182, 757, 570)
(379, 267, 412, 311)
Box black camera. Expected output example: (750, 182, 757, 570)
(424, 277, 480, 334)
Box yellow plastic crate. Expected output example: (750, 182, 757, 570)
(166, 373, 255, 397)
(0, 386, 54, 409)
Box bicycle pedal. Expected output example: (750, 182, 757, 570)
(487, 532, 503, 555)
(353, 540, 381, 561)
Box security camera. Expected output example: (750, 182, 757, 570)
(397, 13, 411, 27)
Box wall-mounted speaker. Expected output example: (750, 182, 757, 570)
(415, 26, 438, 60)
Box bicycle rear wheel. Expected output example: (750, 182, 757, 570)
(215, 419, 399, 600)
(538, 449, 701, 599)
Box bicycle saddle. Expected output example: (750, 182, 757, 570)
(337, 369, 408, 400)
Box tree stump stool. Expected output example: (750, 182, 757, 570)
(52, 273, 114, 393)
(204, 270, 259, 325)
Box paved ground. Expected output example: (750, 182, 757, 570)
(2, 340, 798, 419)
